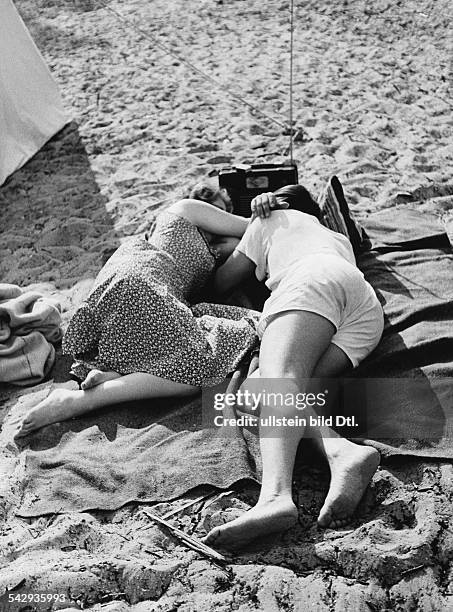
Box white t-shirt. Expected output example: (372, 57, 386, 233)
(236, 209, 356, 291)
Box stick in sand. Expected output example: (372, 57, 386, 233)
(141, 509, 227, 563)
(161, 490, 218, 520)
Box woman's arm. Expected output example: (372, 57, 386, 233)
(214, 249, 255, 296)
(168, 199, 249, 237)
(209, 236, 241, 265)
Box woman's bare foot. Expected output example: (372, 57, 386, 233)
(317, 445, 380, 529)
(81, 369, 121, 390)
(14, 388, 85, 439)
(202, 495, 298, 551)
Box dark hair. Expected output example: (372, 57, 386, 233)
(273, 184, 321, 219)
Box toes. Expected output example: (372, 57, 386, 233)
(204, 528, 219, 542)
(333, 517, 351, 529)
(318, 509, 349, 529)
(320, 516, 350, 530)
(14, 426, 30, 439)
(317, 507, 332, 528)
(202, 527, 223, 546)
(81, 370, 102, 390)
(82, 370, 121, 389)
(14, 415, 39, 439)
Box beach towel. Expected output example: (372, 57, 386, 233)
(0, 381, 258, 518)
(341, 207, 453, 457)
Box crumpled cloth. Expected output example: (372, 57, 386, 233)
(0, 284, 62, 386)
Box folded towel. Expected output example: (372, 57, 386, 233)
(0, 284, 62, 386)
(0, 332, 56, 386)
(0, 289, 62, 343)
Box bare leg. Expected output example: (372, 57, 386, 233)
(235, 344, 379, 529)
(15, 373, 199, 438)
(203, 310, 336, 550)
(308, 345, 380, 528)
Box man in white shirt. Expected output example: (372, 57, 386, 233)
(203, 190, 384, 551)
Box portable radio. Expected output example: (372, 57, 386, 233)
(218, 163, 299, 217)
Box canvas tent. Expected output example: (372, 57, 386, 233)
(0, 0, 68, 186)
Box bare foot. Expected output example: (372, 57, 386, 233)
(202, 495, 298, 551)
(14, 388, 84, 439)
(317, 445, 380, 528)
(81, 369, 120, 390)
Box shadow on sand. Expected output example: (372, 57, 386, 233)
(0, 121, 120, 286)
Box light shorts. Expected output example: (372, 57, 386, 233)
(258, 254, 384, 368)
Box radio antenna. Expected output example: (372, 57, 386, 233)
(289, 0, 295, 164)
(98, 1, 290, 131)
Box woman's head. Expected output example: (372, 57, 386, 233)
(273, 184, 321, 219)
(189, 181, 234, 213)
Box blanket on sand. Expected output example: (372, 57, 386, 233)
(1, 381, 259, 517)
(2, 206, 453, 517)
(339, 207, 453, 457)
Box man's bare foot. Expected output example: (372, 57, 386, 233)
(14, 388, 84, 439)
(317, 445, 380, 529)
(81, 369, 121, 390)
(202, 495, 298, 551)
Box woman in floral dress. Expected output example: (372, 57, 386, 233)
(15, 189, 260, 437)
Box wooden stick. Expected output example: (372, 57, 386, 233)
(162, 490, 217, 520)
(141, 509, 227, 563)
(401, 564, 425, 576)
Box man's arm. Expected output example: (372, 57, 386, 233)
(168, 199, 249, 237)
(214, 250, 255, 296)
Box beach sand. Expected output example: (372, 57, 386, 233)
(1, 0, 453, 609)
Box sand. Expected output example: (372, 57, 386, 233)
(0, 0, 453, 609)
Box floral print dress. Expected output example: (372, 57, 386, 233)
(63, 211, 260, 386)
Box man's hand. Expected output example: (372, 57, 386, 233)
(250, 192, 289, 220)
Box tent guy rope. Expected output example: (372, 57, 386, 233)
(97, 0, 296, 150)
